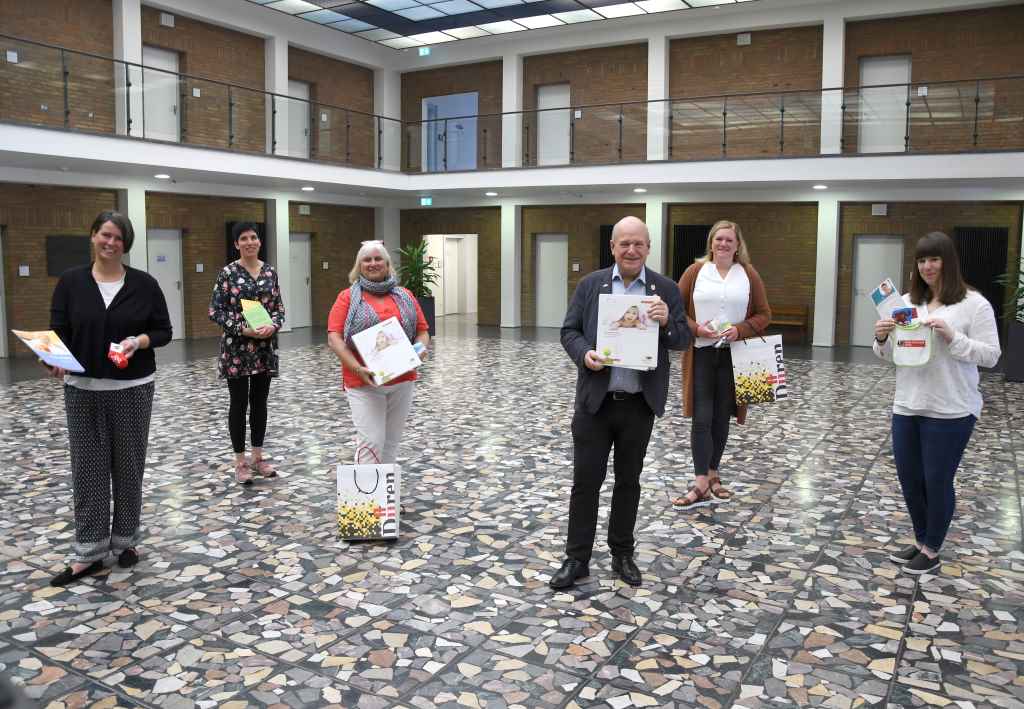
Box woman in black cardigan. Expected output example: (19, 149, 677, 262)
(47, 211, 172, 586)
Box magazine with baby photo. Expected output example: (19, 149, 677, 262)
(350, 316, 421, 386)
(595, 294, 660, 370)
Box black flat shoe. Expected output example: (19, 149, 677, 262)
(549, 558, 590, 589)
(117, 548, 139, 568)
(611, 554, 642, 587)
(50, 560, 104, 587)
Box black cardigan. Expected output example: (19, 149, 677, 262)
(50, 265, 173, 379)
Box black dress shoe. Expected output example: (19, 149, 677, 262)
(117, 548, 139, 568)
(549, 558, 590, 589)
(611, 554, 642, 587)
(49, 560, 104, 587)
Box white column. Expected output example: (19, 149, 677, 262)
(500, 202, 522, 327)
(117, 186, 148, 270)
(812, 197, 840, 347)
(112, 0, 143, 137)
(820, 9, 845, 155)
(647, 35, 670, 161)
(501, 53, 523, 168)
(645, 198, 667, 274)
(265, 35, 289, 156)
(374, 70, 402, 171)
(375, 206, 401, 261)
(266, 196, 292, 333)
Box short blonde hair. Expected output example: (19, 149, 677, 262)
(348, 241, 397, 284)
(696, 220, 751, 266)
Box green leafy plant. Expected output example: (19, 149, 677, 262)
(396, 240, 440, 299)
(995, 268, 1024, 323)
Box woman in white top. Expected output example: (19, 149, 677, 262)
(873, 231, 1001, 575)
(674, 221, 771, 509)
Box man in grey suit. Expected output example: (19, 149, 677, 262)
(551, 216, 690, 589)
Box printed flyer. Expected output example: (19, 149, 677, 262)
(351, 316, 422, 386)
(11, 330, 85, 373)
(595, 294, 659, 370)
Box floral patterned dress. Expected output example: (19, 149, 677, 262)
(209, 261, 286, 379)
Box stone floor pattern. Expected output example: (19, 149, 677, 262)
(0, 332, 1022, 709)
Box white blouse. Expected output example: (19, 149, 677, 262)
(873, 289, 1001, 419)
(692, 262, 751, 348)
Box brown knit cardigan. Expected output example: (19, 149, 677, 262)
(677, 262, 772, 424)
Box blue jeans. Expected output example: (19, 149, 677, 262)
(891, 413, 976, 551)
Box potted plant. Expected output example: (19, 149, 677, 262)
(397, 239, 440, 335)
(995, 268, 1024, 382)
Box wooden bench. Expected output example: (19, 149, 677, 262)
(769, 305, 809, 344)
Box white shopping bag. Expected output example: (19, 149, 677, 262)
(729, 335, 789, 405)
(336, 459, 400, 541)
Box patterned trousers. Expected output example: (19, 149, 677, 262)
(64, 383, 155, 563)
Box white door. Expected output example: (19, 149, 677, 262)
(851, 235, 905, 347)
(858, 56, 911, 153)
(288, 79, 310, 159)
(421, 93, 478, 172)
(142, 45, 179, 142)
(147, 229, 185, 340)
(443, 237, 461, 315)
(535, 234, 569, 328)
(537, 84, 570, 166)
(289, 232, 311, 329)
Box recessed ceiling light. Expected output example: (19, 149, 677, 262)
(154, 173, 170, 179)
(485, 191, 498, 196)
(301, 186, 315, 191)
(812, 184, 828, 190)
(633, 187, 647, 193)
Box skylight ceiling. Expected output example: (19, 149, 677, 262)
(247, 0, 758, 48)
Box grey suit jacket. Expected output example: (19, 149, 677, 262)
(561, 266, 690, 416)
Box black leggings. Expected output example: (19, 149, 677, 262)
(690, 346, 735, 476)
(227, 373, 272, 454)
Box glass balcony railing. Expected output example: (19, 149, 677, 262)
(2, 33, 1023, 176)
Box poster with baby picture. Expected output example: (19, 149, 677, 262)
(595, 294, 660, 370)
(351, 316, 421, 386)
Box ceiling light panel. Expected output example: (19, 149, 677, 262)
(595, 2, 645, 17)
(475, 0, 523, 7)
(515, 13, 563, 27)
(431, 0, 482, 14)
(355, 28, 401, 40)
(330, 18, 377, 31)
(367, 0, 420, 11)
(380, 36, 426, 48)
(443, 25, 491, 37)
(477, 20, 527, 32)
(265, 0, 320, 12)
(686, 0, 735, 5)
(396, 5, 445, 19)
(635, 0, 687, 11)
(552, 8, 601, 22)
(408, 30, 458, 42)
(300, 9, 351, 23)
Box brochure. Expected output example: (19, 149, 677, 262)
(595, 294, 660, 370)
(11, 329, 85, 373)
(869, 278, 905, 319)
(240, 299, 274, 330)
(350, 316, 422, 386)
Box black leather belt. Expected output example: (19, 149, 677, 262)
(609, 391, 641, 400)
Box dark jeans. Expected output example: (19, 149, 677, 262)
(891, 413, 976, 551)
(227, 373, 272, 453)
(565, 393, 655, 563)
(691, 346, 735, 476)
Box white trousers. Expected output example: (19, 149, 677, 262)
(345, 381, 415, 464)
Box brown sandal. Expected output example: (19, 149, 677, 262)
(673, 485, 712, 509)
(708, 475, 732, 502)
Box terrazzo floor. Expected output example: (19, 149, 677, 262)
(0, 329, 1021, 709)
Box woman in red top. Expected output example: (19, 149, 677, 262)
(327, 241, 429, 464)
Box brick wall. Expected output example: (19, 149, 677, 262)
(400, 208, 500, 325)
(145, 193, 266, 340)
(523, 44, 648, 165)
(836, 202, 1022, 345)
(0, 184, 118, 356)
(0, 0, 116, 134)
(401, 62, 503, 171)
(520, 204, 646, 326)
(141, 7, 265, 153)
(668, 203, 819, 341)
(844, 5, 1024, 154)
(289, 202, 374, 327)
(289, 48, 375, 169)
(668, 26, 823, 160)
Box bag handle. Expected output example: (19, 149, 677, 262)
(352, 467, 380, 495)
(355, 443, 382, 465)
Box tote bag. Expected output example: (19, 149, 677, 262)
(336, 446, 400, 540)
(729, 335, 789, 405)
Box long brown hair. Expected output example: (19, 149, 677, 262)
(696, 220, 751, 266)
(908, 231, 969, 306)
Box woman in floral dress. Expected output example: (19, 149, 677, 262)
(209, 222, 286, 484)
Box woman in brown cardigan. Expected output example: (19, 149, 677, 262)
(673, 220, 771, 509)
